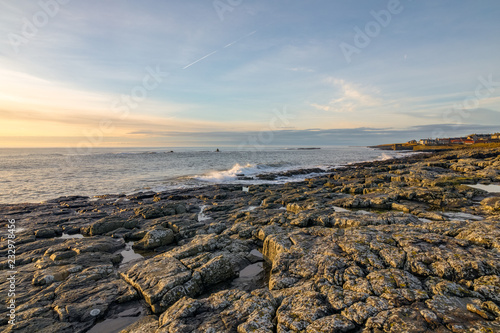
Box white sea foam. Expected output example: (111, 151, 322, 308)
(195, 163, 290, 182)
(378, 151, 422, 161)
(196, 163, 257, 182)
(380, 153, 394, 160)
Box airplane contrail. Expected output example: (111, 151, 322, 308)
(224, 30, 257, 48)
(182, 50, 218, 70)
(182, 30, 257, 70)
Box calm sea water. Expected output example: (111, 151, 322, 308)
(0, 146, 406, 204)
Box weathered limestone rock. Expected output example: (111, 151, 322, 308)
(365, 306, 432, 333)
(263, 233, 292, 262)
(341, 296, 390, 326)
(121, 255, 199, 313)
(121, 234, 246, 314)
(133, 227, 175, 250)
(168, 219, 205, 239)
(35, 227, 62, 238)
(305, 314, 355, 333)
(32, 264, 83, 286)
(276, 292, 332, 332)
(480, 197, 500, 211)
(166, 234, 221, 259)
(69, 236, 126, 254)
(473, 275, 500, 303)
(83, 215, 137, 236)
(120, 315, 159, 333)
(196, 254, 236, 285)
(52, 265, 138, 326)
(135, 205, 165, 219)
(426, 295, 500, 331)
(158, 289, 277, 333)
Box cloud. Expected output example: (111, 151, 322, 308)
(0, 67, 111, 113)
(286, 67, 314, 72)
(311, 78, 383, 113)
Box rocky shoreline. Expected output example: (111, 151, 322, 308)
(1, 147, 500, 332)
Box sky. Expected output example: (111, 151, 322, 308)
(0, 0, 499, 147)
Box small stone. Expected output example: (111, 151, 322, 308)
(90, 309, 101, 317)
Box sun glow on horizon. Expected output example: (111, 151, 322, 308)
(1, 1, 499, 147)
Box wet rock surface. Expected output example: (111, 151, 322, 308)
(1, 147, 500, 332)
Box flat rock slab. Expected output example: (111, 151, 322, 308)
(121, 251, 238, 314)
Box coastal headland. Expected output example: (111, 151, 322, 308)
(1, 146, 500, 332)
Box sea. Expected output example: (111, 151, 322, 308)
(0, 146, 409, 204)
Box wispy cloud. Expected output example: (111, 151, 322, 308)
(311, 78, 383, 113)
(286, 67, 314, 73)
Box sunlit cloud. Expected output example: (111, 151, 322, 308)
(0, 67, 109, 113)
(311, 78, 383, 113)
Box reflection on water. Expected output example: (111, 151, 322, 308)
(87, 304, 143, 333)
(229, 247, 269, 292)
(332, 206, 350, 212)
(60, 233, 84, 239)
(230, 262, 266, 292)
(120, 242, 143, 265)
(443, 212, 483, 221)
(239, 262, 264, 278)
(198, 205, 211, 222)
(468, 184, 500, 193)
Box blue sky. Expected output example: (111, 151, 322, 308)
(0, 0, 499, 147)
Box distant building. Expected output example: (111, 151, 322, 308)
(419, 139, 436, 145)
(409, 132, 498, 146)
(468, 134, 491, 141)
(449, 138, 465, 144)
(437, 138, 450, 145)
